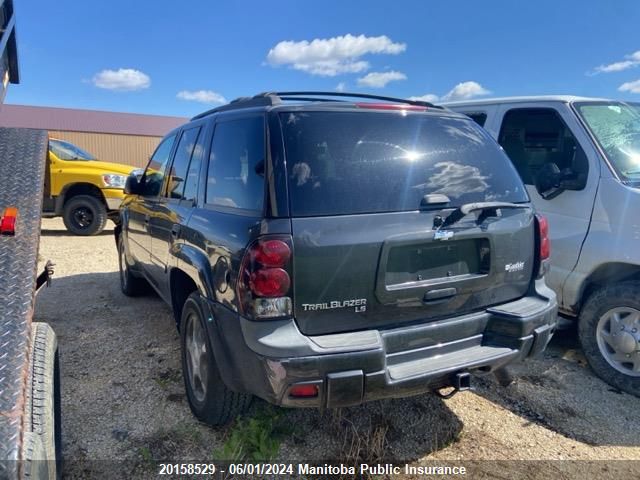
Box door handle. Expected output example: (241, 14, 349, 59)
(143, 215, 150, 229)
(171, 224, 181, 240)
(423, 287, 457, 304)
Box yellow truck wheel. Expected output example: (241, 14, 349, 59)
(62, 195, 108, 236)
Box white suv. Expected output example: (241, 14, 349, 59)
(445, 96, 640, 396)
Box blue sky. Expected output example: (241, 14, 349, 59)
(6, 0, 640, 117)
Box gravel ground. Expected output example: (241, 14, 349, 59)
(35, 218, 640, 479)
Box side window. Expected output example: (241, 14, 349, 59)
(165, 126, 201, 200)
(183, 127, 208, 203)
(143, 134, 177, 196)
(498, 108, 589, 188)
(206, 116, 265, 211)
(464, 112, 487, 127)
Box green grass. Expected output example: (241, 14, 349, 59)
(213, 407, 291, 462)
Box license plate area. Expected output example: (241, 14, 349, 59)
(383, 238, 491, 291)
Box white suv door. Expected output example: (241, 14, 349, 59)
(492, 102, 600, 310)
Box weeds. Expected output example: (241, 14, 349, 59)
(137, 446, 154, 469)
(330, 407, 390, 480)
(214, 406, 290, 462)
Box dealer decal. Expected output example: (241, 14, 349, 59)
(505, 261, 525, 273)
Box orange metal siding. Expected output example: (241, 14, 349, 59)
(48, 131, 160, 168)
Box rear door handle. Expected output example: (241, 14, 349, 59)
(423, 287, 457, 304)
(171, 224, 181, 240)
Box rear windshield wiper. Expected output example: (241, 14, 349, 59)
(439, 202, 531, 229)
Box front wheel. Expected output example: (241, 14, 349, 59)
(180, 292, 252, 426)
(118, 235, 148, 296)
(579, 282, 640, 396)
(62, 195, 108, 236)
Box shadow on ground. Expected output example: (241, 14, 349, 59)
(474, 326, 640, 447)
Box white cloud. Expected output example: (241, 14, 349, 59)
(177, 90, 226, 104)
(594, 60, 637, 74)
(618, 79, 640, 94)
(335, 82, 347, 92)
(591, 50, 640, 75)
(357, 71, 407, 88)
(409, 81, 491, 104)
(408, 93, 440, 103)
(441, 81, 491, 101)
(266, 34, 406, 77)
(92, 68, 150, 91)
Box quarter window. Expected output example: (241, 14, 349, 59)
(498, 108, 588, 188)
(206, 116, 265, 211)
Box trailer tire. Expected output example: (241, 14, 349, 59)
(63, 195, 107, 236)
(23, 323, 62, 479)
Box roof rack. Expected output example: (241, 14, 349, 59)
(191, 91, 441, 120)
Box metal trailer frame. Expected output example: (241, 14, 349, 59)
(0, 2, 60, 479)
(0, 128, 52, 479)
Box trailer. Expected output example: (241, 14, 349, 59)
(0, 1, 61, 479)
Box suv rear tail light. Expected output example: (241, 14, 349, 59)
(238, 236, 293, 320)
(535, 214, 550, 278)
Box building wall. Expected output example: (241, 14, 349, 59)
(48, 130, 160, 168)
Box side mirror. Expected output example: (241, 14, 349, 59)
(124, 173, 142, 195)
(535, 163, 563, 200)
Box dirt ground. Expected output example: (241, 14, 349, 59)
(35, 218, 640, 479)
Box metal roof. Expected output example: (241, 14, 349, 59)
(0, 104, 187, 137)
(440, 95, 611, 107)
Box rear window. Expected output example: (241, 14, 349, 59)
(280, 111, 528, 216)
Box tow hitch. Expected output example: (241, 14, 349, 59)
(435, 371, 472, 399)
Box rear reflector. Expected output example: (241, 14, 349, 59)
(0, 207, 18, 236)
(355, 102, 428, 111)
(289, 384, 319, 398)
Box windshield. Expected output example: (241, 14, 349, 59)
(49, 139, 96, 161)
(575, 101, 640, 182)
(280, 111, 528, 216)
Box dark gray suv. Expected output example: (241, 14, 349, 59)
(116, 92, 558, 426)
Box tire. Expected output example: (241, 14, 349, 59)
(23, 323, 62, 479)
(118, 234, 148, 296)
(579, 282, 640, 397)
(180, 292, 252, 426)
(62, 195, 108, 236)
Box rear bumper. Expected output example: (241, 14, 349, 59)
(204, 279, 557, 408)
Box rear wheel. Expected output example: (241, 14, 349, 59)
(62, 195, 107, 236)
(180, 292, 252, 426)
(579, 282, 640, 396)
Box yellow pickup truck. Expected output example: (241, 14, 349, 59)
(43, 138, 137, 235)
